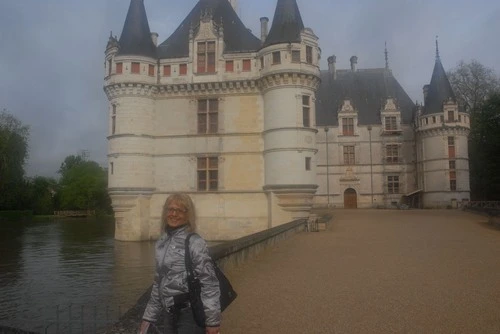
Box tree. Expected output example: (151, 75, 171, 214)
(58, 157, 111, 213)
(448, 60, 500, 113)
(0, 110, 30, 210)
(469, 94, 500, 200)
(27, 176, 58, 215)
(58, 154, 84, 175)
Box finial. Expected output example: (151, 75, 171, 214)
(384, 41, 389, 70)
(435, 35, 440, 60)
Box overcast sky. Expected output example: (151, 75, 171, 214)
(0, 0, 499, 177)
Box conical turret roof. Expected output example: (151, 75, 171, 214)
(423, 56, 456, 115)
(117, 0, 156, 58)
(263, 0, 304, 47)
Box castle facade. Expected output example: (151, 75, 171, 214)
(104, 0, 470, 241)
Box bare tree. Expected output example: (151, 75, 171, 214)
(448, 60, 500, 113)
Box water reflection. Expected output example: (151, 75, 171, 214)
(0, 217, 155, 333)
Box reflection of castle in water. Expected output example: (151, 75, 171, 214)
(112, 239, 156, 308)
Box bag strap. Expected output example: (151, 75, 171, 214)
(184, 233, 196, 279)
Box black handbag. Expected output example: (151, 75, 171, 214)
(185, 233, 237, 327)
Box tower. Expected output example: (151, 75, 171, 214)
(104, 0, 158, 240)
(415, 41, 470, 208)
(259, 0, 321, 220)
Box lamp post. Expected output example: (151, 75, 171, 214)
(367, 125, 374, 207)
(324, 127, 330, 207)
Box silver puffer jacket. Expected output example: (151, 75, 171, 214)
(142, 226, 221, 326)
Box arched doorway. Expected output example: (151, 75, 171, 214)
(344, 188, 357, 208)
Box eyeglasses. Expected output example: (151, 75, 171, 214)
(167, 208, 187, 214)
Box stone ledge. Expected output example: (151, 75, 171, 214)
(101, 218, 308, 333)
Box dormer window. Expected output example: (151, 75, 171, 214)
(385, 116, 397, 131)
(272, 51, 281, 65)
(197, 41, 216, 73)
(448, 110, 454, 122)
(342, 118, 354, 136)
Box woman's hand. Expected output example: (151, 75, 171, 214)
(206, 326, 220, 334)
(138, 320, 151, 334)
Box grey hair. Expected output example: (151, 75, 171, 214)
(161, 193, 197, 232)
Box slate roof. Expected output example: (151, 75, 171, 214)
(422, 57, 457, 115)
(263, 0, 304, 47)
(316, 69, 416, 126)
(157, 0, 261, 59)
(117, 0, 157, 58)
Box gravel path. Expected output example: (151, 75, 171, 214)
(222, 209, 500, 334)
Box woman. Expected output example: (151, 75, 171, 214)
(139, 194, 221, 334)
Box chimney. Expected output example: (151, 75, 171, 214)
(260, 17, 269, 42)
(328, 55, 336, 80)
(151, 32, 158, 46)
(423, 84, 430, 102)
(350, 56, 358, 72)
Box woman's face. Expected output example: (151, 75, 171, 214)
(166, 201, 188, 228)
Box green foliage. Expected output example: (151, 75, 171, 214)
(0, 110, 30, 210)
(58, 158, 111, 212)
(469, 94, 500, 200)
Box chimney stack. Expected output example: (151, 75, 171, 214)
(260, 17, 269, 42)
(328, 55, 337, 80)
(151, 32, 158, 46)
(423, 84, 430, 102)
(350, 56, 358, 72)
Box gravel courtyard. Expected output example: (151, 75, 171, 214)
(222, 209, 500, 334)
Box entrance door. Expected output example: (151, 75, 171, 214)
(344, 188, 357, 208)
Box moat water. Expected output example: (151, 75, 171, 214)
(0, 217, 156, 333)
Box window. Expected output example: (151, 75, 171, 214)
(448, 136, 455, 158)
(449, 160, 456, 170)
(272, 51, 281, 64)
(448, 110, 454, 122)
(260, 57, 264, 69)
(343, 146, 355, 165)
(110, 162, 114, 175)
(131, 62, 140, 74)
(387, 176, 400, 194)
(386, 144, 399, 163)
(306, 46, 313, 64)
(292, 50, 301, 63)
(197, 157, 218, 191)
(305, 157, 311, 171)
(302, 95, 310, 127)
(242, 59, 251, 72)
(440, 115, 444, 123)
(425, 118, 429, 125)
(111, 104, 117, 135)
(432, 116, 436, 123)
(458, 115, 462, 122)
(179, 64, 187, 76)
(163, 65, 171, 76)
(385, 116, 397, 130)
(449, 158, 457, 191)
(197, 41, 216, 73)
(450, 180, 457, 191)
(108, 59, 112, 76)
(116, 62, 123, 74)
(225, 60, 234, 72)
(148, 64, 155, 76)
(198, 99, 218, 134)
(342, 118, 354, 136)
